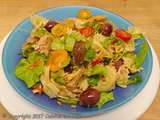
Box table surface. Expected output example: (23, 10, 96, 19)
(0, 0, 160, 120)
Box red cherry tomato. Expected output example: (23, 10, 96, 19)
(91, 59, 103, 66)
(115, 29, 132, 42)
(80, 26, 94, 37)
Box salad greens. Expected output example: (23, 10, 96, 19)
(96, 92, 114, 109)
(15, 52, 45, 88)
(135, 40, 149, 68)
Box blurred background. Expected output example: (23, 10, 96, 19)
(0, 0, 160, 120)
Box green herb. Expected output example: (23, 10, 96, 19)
(88, 75, 99, 86)
(96, 92, 114, 109)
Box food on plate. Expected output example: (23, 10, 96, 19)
(15, 9, 149, 108)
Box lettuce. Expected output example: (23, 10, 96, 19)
(96, 92, 114, 109)
(31, 27, 50, 38)
(57, 96, 78, 105)
(70, 31, 86, 41)
(51, 38, 65, 50)
(88, 75, 99, 86)
(128, 74, 142, 84)
(15, 52, 45, 88)
(117, 74, 142, 88)
(135, 40, 149, 68)
(85, 65, 107, 76)
(30, 16, 48, 27)
(85, 48, 96, 62)
(51, 70, 66, 85)
(64, 35, 76, 51)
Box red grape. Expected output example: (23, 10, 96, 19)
(101, 23, 113, 36)
(44, 21, 57, 32)
(80, 88, 100, 106)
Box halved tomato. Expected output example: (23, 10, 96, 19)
(115, 29, 132, 42)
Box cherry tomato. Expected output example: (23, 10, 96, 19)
(115, 29, 132, 42)
(91, 59, 103, 66)
(80, 26, 94, 37)
(80, 88, 100, 106)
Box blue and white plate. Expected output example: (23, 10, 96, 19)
(2, 6, 153, 117)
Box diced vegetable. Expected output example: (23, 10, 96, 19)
(48, 50, 70, 72)
(96, 92, 114, 109)
(91, 59, 103, 66)
(135, 40, 149, 68)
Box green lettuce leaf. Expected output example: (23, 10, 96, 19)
(15, 52, 45, 88)
(64, 35, 76, 51)
(135, 40, 149, 68)
(30, 16, 48, 27)
(51, 38, 65, 50)
(88, 75, 99, 86)
(31, 27, 50, 38)
(51, 70, 66, 85)
(128, 74, 142, 84)
(57, 96, 78, 105)
(85, 48, 96, 62)
(85, 64, 108, 76)
(96, 92, 114, 109)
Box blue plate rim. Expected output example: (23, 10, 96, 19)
(2, 5, 153, 117)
